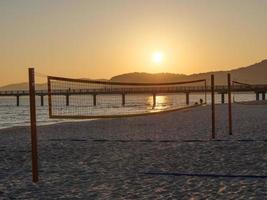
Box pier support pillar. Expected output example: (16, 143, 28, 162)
(66, 94, 69, 106)
(122, 93, 125, 106)
(153, 93, 156, 107)
(40, 95, 44, 106)
(93, 94, 97, 106)
(16, 95, 20, 106)
(262, 92, 266, 101)
(256, 92, 260, 101)
(221, 93, 225, 104)
(186, 93, 190, 105)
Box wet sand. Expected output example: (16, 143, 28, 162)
(0, 104, 267, 199)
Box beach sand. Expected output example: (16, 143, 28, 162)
(0, 104, 266, 199)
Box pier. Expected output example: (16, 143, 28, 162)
(0, 85, 267, 106)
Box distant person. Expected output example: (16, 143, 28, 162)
(200, 98, 203, 104)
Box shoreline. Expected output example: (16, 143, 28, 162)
(1, 101, 266, 132)
(1, 104, 267, 140)
(0, 104, 201, 131)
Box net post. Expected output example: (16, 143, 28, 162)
(28, 68, 39, 182)
(204, 80, 207, 104)
(227, 73, 233, 135)
(47, 76, 52, 118)
(232, 81, 235, 102)
(211, 74, 215, 139)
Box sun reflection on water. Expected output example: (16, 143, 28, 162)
(147, 95, 170, 112)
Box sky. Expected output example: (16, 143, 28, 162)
(0, 0, 267, 85)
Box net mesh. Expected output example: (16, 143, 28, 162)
(48, 76, 207, 119)
(232, 81, 266, 103)
(232, 81, 253, 103)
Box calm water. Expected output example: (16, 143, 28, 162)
(0, 92, 256, 129)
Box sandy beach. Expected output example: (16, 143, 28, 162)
(0, 104, 266, 199)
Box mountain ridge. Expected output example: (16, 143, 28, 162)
(1, 59, 266, 90)
(110, 59, 267, 84)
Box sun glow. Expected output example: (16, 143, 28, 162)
(151, 52, 164, 65)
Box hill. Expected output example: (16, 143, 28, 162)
(0, 59, 266, 90)
(110, 60, 267, 85)
(0, 79, 108, 91)
(110, 73, 187, 83)
(0, 82, 47, 91)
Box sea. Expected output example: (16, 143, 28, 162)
(0, 93, 256, 129)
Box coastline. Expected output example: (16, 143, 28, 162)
(0, 104, 201, 130)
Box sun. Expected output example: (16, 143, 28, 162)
(151, 51, 164, 65)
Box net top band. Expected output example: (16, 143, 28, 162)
(232, 81, 252, 86)
(47, 76, 206, 86)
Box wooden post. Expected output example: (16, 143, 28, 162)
(204, 80, 207, 104)
(47, 77, 52, 118)
(153, 93, 156, 107)
(66, 94, 70, 106)
(211, 74, 215, 139)
(93, 94, 97, 106)
(28, 68, 39, 182)
(256, 92, 260, 101)
(122, 93, 125, 106)
(227, 73, 232, 135)
(40, 95, 44, 107)
(16, 95, 20, 106)
(186, 93, 190, 105)
(221, 93, 225, 104)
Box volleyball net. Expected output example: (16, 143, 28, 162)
(47, 76, 207, 119)
(232, 81, 252, 103)
(232, 80, 266, 103)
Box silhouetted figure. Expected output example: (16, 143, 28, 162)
(200, 98, 203, 104)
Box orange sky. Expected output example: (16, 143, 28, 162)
(0, 0, 267, 86)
